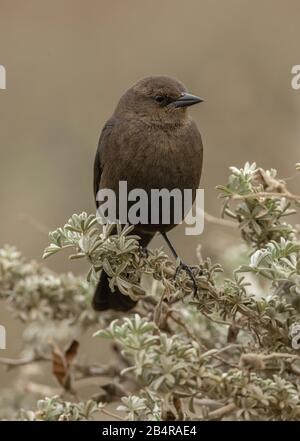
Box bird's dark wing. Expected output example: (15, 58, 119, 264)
(93, 118, 115, 207)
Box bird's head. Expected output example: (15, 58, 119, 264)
(114, 76, 203, 125)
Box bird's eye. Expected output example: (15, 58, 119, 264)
(154, 95, 165, 104)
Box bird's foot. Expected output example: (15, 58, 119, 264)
(139, 246, 149, 259)
(174, 261, 198, 296)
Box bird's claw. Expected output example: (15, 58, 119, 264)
(139, 246, 149, 258)
(174, 261, 198, 296)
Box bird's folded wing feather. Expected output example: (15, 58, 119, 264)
(93, 118, 116, 207)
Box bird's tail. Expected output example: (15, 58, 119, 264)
(92, 270, 137, 311)
(92, 230, 154, 312)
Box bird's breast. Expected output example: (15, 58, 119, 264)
(99, 119, 203, 231)
(127, 124, 201, 191)
(101, 119, 203, 193)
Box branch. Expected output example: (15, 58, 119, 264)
(207, 402, 236, 420)
(232, 191, 300, 202)
(100, 407, 125, 421)
(0, 353, 120, 379)
(204, 211, 236, 228)
(0, 352, 50, 369)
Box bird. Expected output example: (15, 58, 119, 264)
(93, 75, 203, 311)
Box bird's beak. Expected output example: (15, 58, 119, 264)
(174, 93, 204, 108)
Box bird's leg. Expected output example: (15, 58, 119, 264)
(161, 232, 198, 296)
(136, 232, 155, 259)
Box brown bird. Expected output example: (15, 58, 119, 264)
(93, 75, 203, 311)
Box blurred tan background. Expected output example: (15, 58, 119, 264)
(0, 0, 300, 394)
